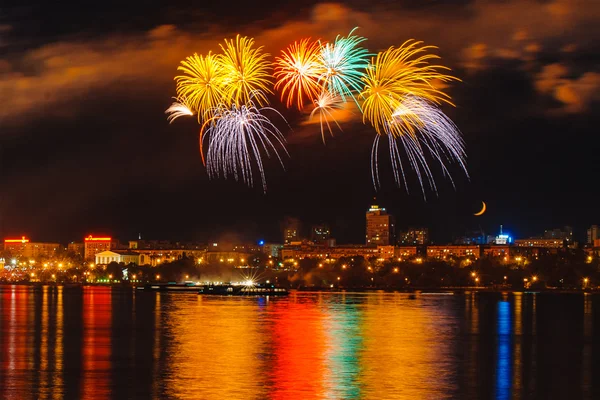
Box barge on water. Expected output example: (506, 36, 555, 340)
(197, 284, 288, 296)
(138, 282, 288, 296)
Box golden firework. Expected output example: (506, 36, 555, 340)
(361, 40, 459, 137)
(175, 52, 226, 121)
(218, 35, 272, 107)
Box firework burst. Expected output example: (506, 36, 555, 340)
(175, 52, 226, 121)
(201, 96, 289, 192)
(319, 28, 370, 106)
(218, 35, 273, 107)
(274, 38, 325, 110)
(371, 96, 468, 196)
(361, 40, 459, 136)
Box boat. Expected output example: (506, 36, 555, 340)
(138, 282, 288, 296)
(197, 284, 289, 296)
(138, 282, 200, 292)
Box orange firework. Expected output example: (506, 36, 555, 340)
(274, 38, 325, 110)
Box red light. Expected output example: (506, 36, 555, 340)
(85, 235, 112, 242)
(4, 236, 29, 243)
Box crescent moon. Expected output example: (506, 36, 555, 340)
(474, 201, 486, 216)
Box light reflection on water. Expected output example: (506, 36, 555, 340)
(0, 286, 599, 399)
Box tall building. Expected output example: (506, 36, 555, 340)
(365, 204, 394, 245)
(283, 218, 301, 244)
(397, 228, 429, 245)
(310, 224, 331, 243)
(84, 235, 116, 261)
(587, 225, 599, 244)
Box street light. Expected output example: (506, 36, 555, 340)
(156, 274, 160, 280)
(532, 276, 538, 282)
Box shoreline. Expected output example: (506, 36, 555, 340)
(0, 282, 596, 295)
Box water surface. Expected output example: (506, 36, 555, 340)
(0, 286, 598, 399)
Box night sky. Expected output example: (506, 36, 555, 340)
(1, 0, 599, 244)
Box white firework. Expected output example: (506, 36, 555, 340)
(309, 90, 345, 144)
(165, 97, 194, 123)
(372, 95, 469, 197)
(202, 98, 289, 192)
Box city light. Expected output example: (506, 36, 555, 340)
(532, 276, 538, 282)
(393, 267, 399, 273)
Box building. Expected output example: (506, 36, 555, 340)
(67, 242, 84, 257)
(397, 228, 429, 245)
(514, 238, 564, 248)
(587, 225, 599, 245)
(204, 250, 252, 265)
(84, 236, 117, 261)
(310, 224, 331, 243)
(482, 245, 511, 258)
(366, 204, 394, 246)
(543, 226, 573, 243)
(3, 237, 61, 258)
(3, 237, 29, 255)
(95, 250, 140, 266)
(427, 245, 480, 259)
(395, 246, 419, 259)
(283, 218, 301, 244)
(281, 242, 392, 260)
(262, 243, 283, 258)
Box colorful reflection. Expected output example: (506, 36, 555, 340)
(270, 294, 327, 399)
(162, 295, 268, 399)
(0, 287, 30, 399)
(495, 300, 512, 400)
(322, 300, 363, 398)
(80, 287, 112, 399)
(358, 294, 456, 398)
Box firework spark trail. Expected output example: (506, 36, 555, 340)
(165, 97, 194, 123)
(309, 90, 345, 144)
(361, 40, 459, 136)
(274, 38, 325, 110)
(218, 35, 273, 107)
(371, 96, 468, 197)
(319, 28, 370, 107)
(201, 98, 289, 192)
